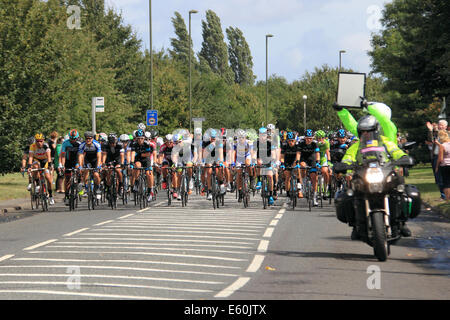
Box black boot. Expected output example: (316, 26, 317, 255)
(351, 227, 361, 240)
(400, 223, 412, 237)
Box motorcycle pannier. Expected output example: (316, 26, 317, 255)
(334, 190, 355, 224)
(403, 184, 421, 219)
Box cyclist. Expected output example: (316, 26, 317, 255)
(203, 129, 225, 200)
(280, 132, 300, 205)
(297, 129, 321, 206)
(256, 127, 277, 205)
(22, 136, 35, 191)
(129, 129, 155, 202)
(233, 129, 254, 202)
(78, 131, 102, 199)
(315, 130, 331, 199)
(159, 134, 179, 199)
(28, 133, 54, 205)
(102, 133, 125, 197)
(59, 129, 82, 204)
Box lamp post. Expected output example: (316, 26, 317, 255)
(189, 10, 198, 132)
(149, 0, 153, 108)
(303, 95, 307, 131)
(339, 50, 346, 72)
(265, 34, 273, 126)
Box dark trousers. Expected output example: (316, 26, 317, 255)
(432, 156, 445, 198)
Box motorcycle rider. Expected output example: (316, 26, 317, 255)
(339, 115, 412, 240)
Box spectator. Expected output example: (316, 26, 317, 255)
(54, 137, 64, 193)
(426, 120, 448, 199)
(435, 130, 450, 201)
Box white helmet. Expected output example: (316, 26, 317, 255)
(132, 130, 137, 138)
(137, 123, 146, 131)
(267, 123, 275, 131)
(194, 128, 202, 135)
(165, 134, 173, 141)
(119, 134, 130, 142)
(145, 131, 151, 139)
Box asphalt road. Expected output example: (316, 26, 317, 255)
(0, 190, 448, 300)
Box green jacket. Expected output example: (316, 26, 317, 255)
(342, 135, 406, 166)
(337, 104, 397, 144)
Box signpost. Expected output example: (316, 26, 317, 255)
(92, 97, 104, 134)
(146, 110, 158, 126)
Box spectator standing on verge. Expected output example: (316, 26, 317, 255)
(54, 137, 64, 193)
(426, 120, 448, 199)
(435, 130, 450, 201)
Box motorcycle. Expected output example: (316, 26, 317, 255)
(334, 155, 420, 261)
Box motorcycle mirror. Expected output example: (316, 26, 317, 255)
(403, 141, 416, 150)
(395, 156, 415, 167)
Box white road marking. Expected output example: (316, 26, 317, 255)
(46, 245, 253, 255)
(93, 220, 114, 226)
(215, 277, 250, 298)
(246, 255, 265, 273)
(23, 239, 58, 251)
(100, 225, 263, 233)
(263, 228, 274, 238)
(0, 289, 171, 300)
(118, 214, 135, 219)
(0, 273, 224, 285)
(54, 241, 253, 250)
(0, 281, 213, 293)
(257, 240, 269, 253)
(79, 233, 260, 241)
(137, 208, 150, 213)
(63, 228, 89, 237)
(90, 228, 259, 236)
(275, 213, 283, 219)
(27, 250, 248, 262)
(0, 255, 14, 262)
(269, 219, 279, 226)
(0, 265, 238, 277)
(64, 237, 255, 245)
(13, 258, 241, 269)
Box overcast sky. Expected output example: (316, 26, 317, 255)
(104, 0, 390, 83)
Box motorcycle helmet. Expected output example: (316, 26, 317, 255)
(357, 115, 380, 144)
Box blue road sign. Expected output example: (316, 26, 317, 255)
(146, 110, 158, 126)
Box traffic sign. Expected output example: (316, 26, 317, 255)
(146, 110, 158, 126)
(93, 97, 104, 113)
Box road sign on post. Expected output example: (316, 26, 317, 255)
(92, 97, 105, 134)
(146, 110, 158, 126)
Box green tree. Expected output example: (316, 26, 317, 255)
(199, 10, 234, 84)
(226, 27, 255, 86)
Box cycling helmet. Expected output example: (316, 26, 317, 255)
(108, 133, 118, 143)
(173, 134, 182, 142)
(145, 131, 151, 139)
(135, 129, 145, 138)
(194, 128, 202, 135)
(68, 129, 79, 140)
(84, 131, 94, 139)
(259, 127, 267, 134)
(128, 134, 133, 140)
(315, 130, 325, 139)
(287, 132, 295, 140)
(305, 129, 314, 137)
(337, 129, 346, 138)
(99, 133, 107, 141)
(236, 129, 246, 138)
(220, 128, 227, 137)
(165, 134, 173, 141)
(267, 124, 275, 131)
(210, 129, 217, 139)
(137, 123, 146, 131)
(150, 129, 158, 137)
(34, 133, 45, 140)
(28, 137, 36, 145)
(120, 134, 130, 142)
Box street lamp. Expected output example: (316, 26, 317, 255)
(266, 34, 273, 126)
(339, 50, 346, 72)
(303, 95, 307, 131)
(149, 0, 153, 108)
(189, 10, 198, 132)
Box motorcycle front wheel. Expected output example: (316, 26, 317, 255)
(371, 211, 388, 261)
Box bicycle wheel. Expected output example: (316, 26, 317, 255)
(261, 177, 267, 209)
